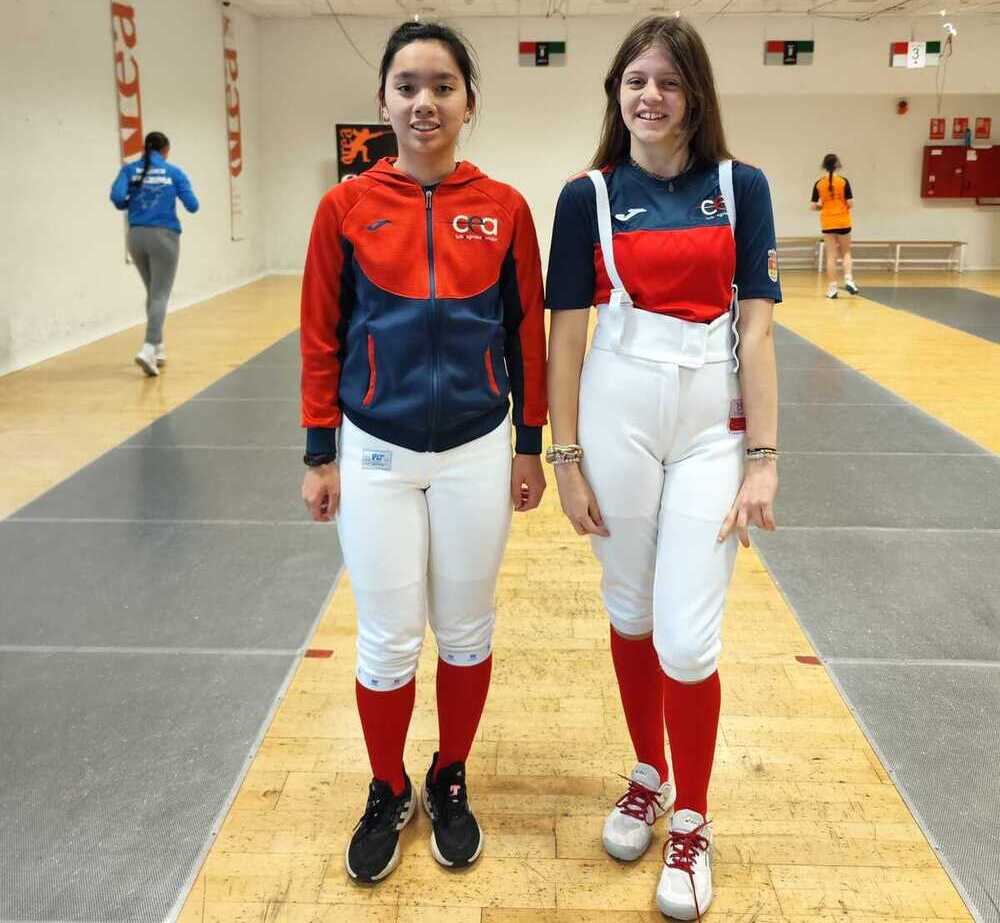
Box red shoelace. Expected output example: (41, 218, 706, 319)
(662, 820, 711, 922)
(613, 774, 664, 824)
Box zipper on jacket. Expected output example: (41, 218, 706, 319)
(425, 187, 440, 448)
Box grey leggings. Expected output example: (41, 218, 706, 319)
(127, 226, 180, 346)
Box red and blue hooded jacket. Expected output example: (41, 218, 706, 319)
(301, 158, 547, 457)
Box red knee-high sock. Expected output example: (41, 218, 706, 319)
(662, 670, 721, 817)
(610, 627, 669, 783)
(435, 655, 492, 776)
(356, 678, 416, 796)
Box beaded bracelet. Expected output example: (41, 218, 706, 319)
(745, 447, 779, 461)
(545, 443, 584, 465)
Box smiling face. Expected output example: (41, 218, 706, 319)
(381, 40, 471, 165)
(619, 45, 687, 149)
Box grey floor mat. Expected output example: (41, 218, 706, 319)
(752, 320, 1000, 922)
(1, 330, 341, 923)
(862, 286, 1000, 343)
(0, 521, 337, 649)
(829, 663, 1000, 921)
(0, 650, 297, 923)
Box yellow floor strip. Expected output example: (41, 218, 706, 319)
(1, 274, 974, 921)
(775, 270, 1000, 453)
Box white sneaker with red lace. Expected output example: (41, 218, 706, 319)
(602, 762, 675, 861)
(657, 808, 714, 920)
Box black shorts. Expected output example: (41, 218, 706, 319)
(823, 227, 852, 236)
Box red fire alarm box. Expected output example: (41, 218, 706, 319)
(975, 117, 992, 140)
(929, 118, 945, 140)
(952, 117, 969, 139)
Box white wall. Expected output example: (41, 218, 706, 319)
(260, 13, 1000, 273)
(1, 0, 265, 375)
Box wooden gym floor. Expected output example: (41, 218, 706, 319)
(2, 269, 997, 922)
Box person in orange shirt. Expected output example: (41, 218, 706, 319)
(811, 153, 858, 298)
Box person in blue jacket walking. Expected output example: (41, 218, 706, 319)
(110, 131, 199, 376)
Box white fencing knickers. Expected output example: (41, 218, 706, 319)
(336, 416, 513, 691)
(579, 164, 744, 683)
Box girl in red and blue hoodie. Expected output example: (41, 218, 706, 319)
(300, 21, 547, 883)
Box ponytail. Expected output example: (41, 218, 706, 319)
(130, 131, 170, 199)
(821, 152, 840, 195)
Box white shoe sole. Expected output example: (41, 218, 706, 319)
(656, 886, 713, 921)
(421, 782, 484, 868)
(344, 790, 416, 883)
(134, 354, 159, 376)
(603, 782, 676, 861)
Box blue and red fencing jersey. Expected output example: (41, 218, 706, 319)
(546, 160, 782, 317)
(301, 158, 548, 457)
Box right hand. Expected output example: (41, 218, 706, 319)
(554, 463, 610, 537)
(302, 463, 340, 522)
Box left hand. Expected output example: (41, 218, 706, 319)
(718, 460, 778, 547)
(511, 453, 546, 512)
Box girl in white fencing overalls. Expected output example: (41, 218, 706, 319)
(546, 16, 780, 920)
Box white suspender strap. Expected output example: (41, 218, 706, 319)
(718, 159, 736, 236)
(586, 170, 627, 294)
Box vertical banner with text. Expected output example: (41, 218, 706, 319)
(111, 1, 144, 257)
(223, 11, 245, 240)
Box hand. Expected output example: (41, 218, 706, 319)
(511, 454, 546, 512)
(554, 463, 610, 536)
(302, 463, 340, 522)
(718, 460, 777, 548)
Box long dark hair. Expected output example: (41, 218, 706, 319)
(590, 16, 732, 170)
(377, 21, 479, 119)
(822, 153, 840, 193)
(133, 131, 169, 193)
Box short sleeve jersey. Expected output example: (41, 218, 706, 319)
(546, 160, 781, 322)
(811, 174, 853, 231)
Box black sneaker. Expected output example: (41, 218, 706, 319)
(845, 280, 860, 295)
(422, 753, 483, 867)
(345, 775, 416, 883)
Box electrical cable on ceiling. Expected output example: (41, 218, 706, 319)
(935, 31, 954, 114)
(324, 0, 378, 70)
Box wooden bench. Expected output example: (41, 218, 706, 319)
(817, 239, 966, 273)
(776, 237, 822, 268)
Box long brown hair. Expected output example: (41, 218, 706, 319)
(589, 17, 732, 170)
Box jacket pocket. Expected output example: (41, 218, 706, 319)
(484, 347, 500, 397)
(362, 334, 377, 407)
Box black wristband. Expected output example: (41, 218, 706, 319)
(303, 452, 337, 467)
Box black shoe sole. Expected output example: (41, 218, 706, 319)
(421, 782, 483, 868)
(345, 789, 416, 883)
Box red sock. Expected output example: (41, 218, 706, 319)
(610, 627, 669, 784)
(356, 678, 415, 796)
(435, 655, 492, 777)
(662, 670, 721, 817)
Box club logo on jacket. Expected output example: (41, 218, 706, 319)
(362, 449, 392, 470)
(452, 215, 499, 240)
(700, 195, 728, 219)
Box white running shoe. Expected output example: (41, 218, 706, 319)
(825, 284, 838, 299)
(154, 343, 167, 367)
(656, 809, 714, 921)
(134, 343, 159, 377)
(602, 762, 675, 861)
(844, 279, 859, 295)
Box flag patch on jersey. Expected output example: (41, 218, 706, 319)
(729, 398, 746, 433)
(768, 249, 779, 282)
(362, 449, 392, 470)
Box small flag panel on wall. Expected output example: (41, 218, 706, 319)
(519, 41, 566, 67)
(889, 41, 941, 67)
(764, 40, 814, 65)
